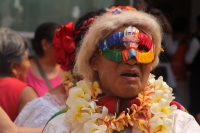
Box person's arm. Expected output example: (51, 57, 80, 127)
(18, 86, 38, 112)
(0, 107, 17, 133)
(0, 107, 42, 133)
(17, 127, 42, 133)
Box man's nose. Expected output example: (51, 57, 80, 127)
(123, 55, 138, 65)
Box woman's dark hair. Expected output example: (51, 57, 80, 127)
(172, 16, 188, 33)
(73, 8, 106, 48)
(134, 0, 152, 13)
(197, 14, 200, 23)
(142, 0, 152, 12)
(32, 22, 60, 57)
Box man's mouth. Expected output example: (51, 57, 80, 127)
(120, 73, 138, 77)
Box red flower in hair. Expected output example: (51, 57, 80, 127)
(53, 22, 76, 71)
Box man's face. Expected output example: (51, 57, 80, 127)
(91, 26, 153, 98)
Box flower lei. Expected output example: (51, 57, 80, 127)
(64, 73, 177, 133)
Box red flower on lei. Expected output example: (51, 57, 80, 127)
(53, 22, 76, 71)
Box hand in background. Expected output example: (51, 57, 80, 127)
(0, 107, 42, 133)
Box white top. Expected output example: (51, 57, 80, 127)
(185, 37, 200, 64)
(14, 93, 65, 128)
(42, 110, 200, 133)
(162, 34, 179, 56)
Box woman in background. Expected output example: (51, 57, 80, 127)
(0, 28, 38, 121)
(26, 22, 62, 96)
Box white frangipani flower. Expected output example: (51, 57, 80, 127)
(66, 98, 91, 126)
(150, 117, 173, 133)
(76, 80, 92, 95)
(66, 87, 91, 106)
(83, 121, 107, 133)
(151, 98, 176, 116)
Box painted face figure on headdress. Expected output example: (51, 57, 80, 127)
(98, 25, 159, 63)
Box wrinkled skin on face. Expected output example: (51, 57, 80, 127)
(91, 26, 153, 98)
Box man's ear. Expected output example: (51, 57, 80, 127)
(90, 52, 99, 71)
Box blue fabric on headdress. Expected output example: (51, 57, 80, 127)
(98, 32, 124, 50)
(112, 9, 121, 15)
